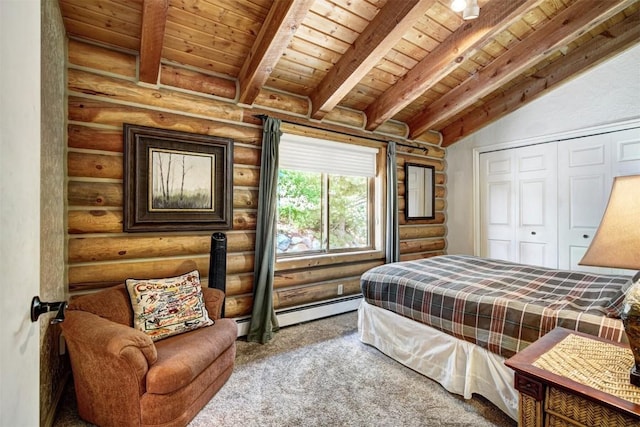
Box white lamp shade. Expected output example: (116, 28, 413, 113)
(579, 175, 640, 270)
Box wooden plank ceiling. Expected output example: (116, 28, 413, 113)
(58, 0, 640, 146)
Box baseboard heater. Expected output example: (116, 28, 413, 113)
(234, 295, 362, 337)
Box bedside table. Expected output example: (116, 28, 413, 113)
(505, 327, 640, 427)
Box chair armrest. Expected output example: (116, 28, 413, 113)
(61, 310, 157, 396)
(202, 287, 225, 319)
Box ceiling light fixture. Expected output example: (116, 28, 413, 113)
(450, 0, 467, 13)
(463, 0, 480, 20)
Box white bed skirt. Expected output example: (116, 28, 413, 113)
(357, 301, 519, 420)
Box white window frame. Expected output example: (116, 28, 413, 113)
(276, 132, 383, 259)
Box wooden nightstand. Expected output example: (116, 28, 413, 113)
(505, 327, 640, 427)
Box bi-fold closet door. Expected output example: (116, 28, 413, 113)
(557, 127, 640, 274)
(479, 126, 640, 272)
(479, 142, 558, 268)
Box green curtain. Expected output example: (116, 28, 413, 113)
(247, 116, 281, 343)
(386, 141, 400, 264)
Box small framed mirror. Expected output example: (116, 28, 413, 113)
(405, 163, 435, 220)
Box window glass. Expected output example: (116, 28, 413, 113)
(277, 170, 322, 254)
(328, 175, 369, 250)
(276, 171, 372, 255)
(276, 133, 378, 257)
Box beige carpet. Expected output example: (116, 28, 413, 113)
(54, 310, 517, 427)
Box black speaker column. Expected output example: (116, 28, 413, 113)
(208, 232, 227, 317)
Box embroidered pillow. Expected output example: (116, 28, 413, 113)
(126, 270, 214, 341)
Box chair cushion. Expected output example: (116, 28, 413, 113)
(126, 270, 214, 341)
(146, 318, 237, 395)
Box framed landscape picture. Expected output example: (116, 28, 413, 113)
(123, 124, 233, 232)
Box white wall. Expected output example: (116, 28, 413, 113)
(446, 43, 640, 255)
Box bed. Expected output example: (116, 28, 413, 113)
(357, 254, 632, 420)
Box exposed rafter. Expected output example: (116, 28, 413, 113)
(139, 0, 168, 84)
(58, 0, 640, 147)
(440, 9, 640, 147)
(407, 0, 635, 139)
(237, 0, 314, 106)
(364, 0, 545, 132)
(309, 0, 434, 120)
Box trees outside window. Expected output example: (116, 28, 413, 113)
(277, 170, 371, 255)
(276, 133, 379, 257)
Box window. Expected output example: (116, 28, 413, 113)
(277, 133, 379, 256)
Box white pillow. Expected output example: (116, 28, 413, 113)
(126, 270, 214, 341)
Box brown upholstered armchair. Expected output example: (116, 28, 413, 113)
(61, 284, 237, 427)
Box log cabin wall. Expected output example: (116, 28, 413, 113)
(397, 149, 447, 262)
(66, 38, 445, 319)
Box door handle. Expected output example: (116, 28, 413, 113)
(583, 234, 589, 239)
(531, 231, 537, 235)
(31, 296, 67, 324)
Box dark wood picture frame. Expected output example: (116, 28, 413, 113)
(123, 124, 233, 232)
(404, 162, 435, 220)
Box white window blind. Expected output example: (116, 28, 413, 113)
(279, 133, 377, 177)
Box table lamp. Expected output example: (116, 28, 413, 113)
(580, 174, 640, 386)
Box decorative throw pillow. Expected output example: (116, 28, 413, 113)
(126, 270, 214, 341)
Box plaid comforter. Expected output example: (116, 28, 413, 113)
(361, 255, 632, 358)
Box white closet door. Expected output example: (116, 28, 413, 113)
(480, 143, 557, 267)
(613, 127, 640, 176)
(515, 143, 558, 268)
(479, 125, 640, 272)
(558, 127, 640, 274)
(557, 135, 612, 272)
(480, 150, 516, 262)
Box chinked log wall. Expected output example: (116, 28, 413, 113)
(66, 39, 446, 318)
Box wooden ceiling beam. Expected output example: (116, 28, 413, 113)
(237, 0, 314, 106)
(407, 0, 635, 139)
(364, 0, 544, 132)
(139, 0, 168, 84)
(309, 0, 434, 120)
(440, 10, 640, 147)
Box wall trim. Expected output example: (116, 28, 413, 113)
(471, 117, 640, 256)
(234, 295, 362, 337)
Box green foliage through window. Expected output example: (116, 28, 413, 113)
(277, 169, 370, 254)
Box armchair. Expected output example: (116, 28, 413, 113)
(61, 284, 236, 427)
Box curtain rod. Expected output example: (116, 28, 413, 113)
(253, 114, 435, 151)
